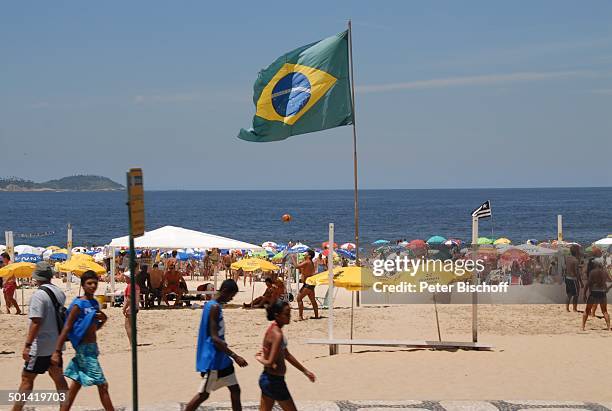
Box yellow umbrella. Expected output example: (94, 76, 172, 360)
(0, 262, 37, 278)
(45, 245, 60, 251)
(54, 248, 68, 254)
(307, 266, 374, 291)
(231, 258, 278, 272)
(56, 260, 106, 276)
(71, 253, 94, 262)
(494, 237, 511, 245)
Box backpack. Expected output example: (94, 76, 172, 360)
(40, 285, 66, 334)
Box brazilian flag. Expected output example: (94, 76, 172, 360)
(238, 30, 353, 142)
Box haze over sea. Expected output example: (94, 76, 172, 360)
(1, 188, 610, 248)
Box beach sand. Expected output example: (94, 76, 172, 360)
(1, 277, 611, 408)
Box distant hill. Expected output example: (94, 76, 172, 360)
(0, 175, 124, 191)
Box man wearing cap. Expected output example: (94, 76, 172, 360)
(12, 262, 69, 411)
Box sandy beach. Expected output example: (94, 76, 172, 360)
(1, 278, 612, 409)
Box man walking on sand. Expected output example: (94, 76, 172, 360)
(12, 262, 69, 411)
(296, 250, 319, 321)
(185, 279, 248, 411)
(565, 245, 582, 312)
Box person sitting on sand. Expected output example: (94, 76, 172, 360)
(148, 263, 164, 307)
(243, 278, 276, 309)
(135, 264, 150, 309)
(581, 258, 611, 331)
(161, 255, 184, 307)
(123, 273, 140, 345)
(51, 271, 114, 411)
(296, 250, 319, 321)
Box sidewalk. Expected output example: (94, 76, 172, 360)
(22, 400, 612, 411)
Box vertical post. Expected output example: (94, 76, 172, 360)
(126, 172, 139, 411)
(110, 247, 116, 294)
(471, 216, 479, 343)
(557, 215, 563, 242)
(348, 19, 361, 307)
(5, 231, 14, 262)
(327, 223, 335, 355)
(66, 224, 73, 291)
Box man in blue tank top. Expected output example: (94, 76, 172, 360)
(185, 279, 248, 411)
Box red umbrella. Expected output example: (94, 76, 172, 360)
(407, 239, 427, 249)
(322, 241, 338, 249)
(499, 249, 530, 265)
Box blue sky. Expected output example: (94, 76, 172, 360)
(1, 1, 611, 189)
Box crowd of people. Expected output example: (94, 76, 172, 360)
(10, 260, 316, 411)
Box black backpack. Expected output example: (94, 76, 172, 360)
(40, 285, 67, 334)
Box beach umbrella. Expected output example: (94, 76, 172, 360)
(231, 258, 278, 272)
(321, 241, 338, 249)
(594, 237, 612, 247)
(499, 248, 530, 265)
(0, 262, 37, 278)
(407, 239, 427, 249)
(261, 241, 278, 249)
(287, 243, 309, 254)
(71, 247, 88, 254)
(493, 238, 511, 245)
(71, 253, 94, 262)
(56, 260, 107, 276)
(307, 266, 374, 291)
(372, 239, 390, 245)
(46, 245, 60, 251)
(0, 245, 5, 253)
(477, 237, 493, 245)
(340, 242, 356, 250)
(15, 245, 38, 255)
(444, 239, 462, 247)
(15, 253, 42, 263)
(49, 253, 68, 261)
(526, 239, 538, 245)
(426, 236, 447, 245)
(271, 251, 286, 262)
(93, 252, 106, 263)
(336, 249, 356, 260)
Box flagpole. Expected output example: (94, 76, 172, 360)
(348, 20, 361, 307)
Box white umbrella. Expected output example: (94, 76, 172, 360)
(594, 237, 612, 247)
(262, 241, 278, 249)
(15, 245, 38, 255)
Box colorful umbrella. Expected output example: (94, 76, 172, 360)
(427, 236, 447, 245)
(261, 241, 278, 249)
(340, 242, 356, 250)
(372, 239, 390, 245)
(0, 262, 37, 278)
(15, 253, 42, 263)
(56, 260, 107, 276)
(321, 241, 338, 249)
(407, 239, 427, 249)
(231, 258, 278, 272)
(307, 267, 374, 291)
(493, 238, 511, 245)
(499, 248, 530, 265)
(477, 237, 493, 245)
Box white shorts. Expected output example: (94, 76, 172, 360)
(198, 365, 238, 394)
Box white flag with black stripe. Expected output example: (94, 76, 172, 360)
(471, 200, 491, 219)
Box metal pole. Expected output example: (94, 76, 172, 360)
(66, 224, 72, 292)
(126, 173, 139, 411)
(557, 214, 563, 242)
(348, 20, 361, 307)
(327, 223, 335, 355)
(471, 216, 478, 343)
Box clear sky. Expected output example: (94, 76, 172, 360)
(2, 1, 611, 189)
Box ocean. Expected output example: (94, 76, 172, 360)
(0, 188, 610, 248)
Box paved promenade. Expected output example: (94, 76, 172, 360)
(20, 400, 612, 411)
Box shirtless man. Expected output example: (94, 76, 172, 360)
(581, 259, 611, 331)
(565, 245, 582, 312)
(295, 250, 318, 320)
(223, 253, 232, 280)
(162, 251, 183, 307)
(148, 263, 164, 307)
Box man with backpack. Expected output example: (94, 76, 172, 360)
(12, 262, 69, 411)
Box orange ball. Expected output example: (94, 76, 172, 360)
(282, 214, 292, 222)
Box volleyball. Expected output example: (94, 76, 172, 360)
(282, 214, 292, 222)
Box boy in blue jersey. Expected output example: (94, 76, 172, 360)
(185, 279, 248, 411)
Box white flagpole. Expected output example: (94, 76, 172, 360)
(557, 214, 563, 242)
(66, 223, 73, 292)
(327, 223, 335, 355)
(471, 216, 479, 343)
